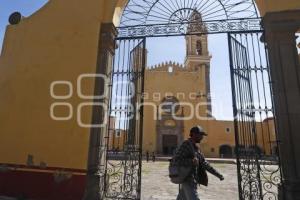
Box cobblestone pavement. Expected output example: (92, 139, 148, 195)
(141, 161, 239, 200)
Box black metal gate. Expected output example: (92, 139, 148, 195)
(96, 1, 284, 199)
(228, 32, 282, 200)
(103, 38, 146, 199)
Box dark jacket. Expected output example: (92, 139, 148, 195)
(174, 139, 222, 186)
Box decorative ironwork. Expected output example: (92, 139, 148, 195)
(100, 1, 283, 200)
(117, 18, 262, 38)
(118, 0, 262, 38)
(228, 32, 282, 200)
(120, 0, 259, 26)
(103, 38, 146, 199)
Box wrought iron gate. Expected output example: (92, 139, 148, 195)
(228, 32, 282, 200)
(103, 38, 146, 199)
(96, 1, 283, 200)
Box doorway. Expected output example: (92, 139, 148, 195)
(162, 135, 178, 155)
(219, 144, 233, 158)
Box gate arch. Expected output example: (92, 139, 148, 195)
(100, 0, 283, 199)
(120, 0, 259, 26)
(116, 0, 263, 38)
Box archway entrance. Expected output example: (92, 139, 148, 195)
(162, 135, 178, 155)
(219, 145, 233, 158)
(100, 0, 283, 199)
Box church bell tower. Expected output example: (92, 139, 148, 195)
(185, 11, 212, 117)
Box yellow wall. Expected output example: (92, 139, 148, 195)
(0, 0, 119, 169)
(142, 64, 209, 153)
(204, 120, 235, 157)
(261, 118, 277, 155)
(202, 119, 276, 157)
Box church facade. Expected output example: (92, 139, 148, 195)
(110, 21, 278, 158)
(142, 33, 277, 158)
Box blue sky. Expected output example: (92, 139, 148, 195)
(0, 0, 48, 52)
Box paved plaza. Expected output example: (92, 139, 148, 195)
(0, 161, 239, 200)
(141, 161, 239, 200)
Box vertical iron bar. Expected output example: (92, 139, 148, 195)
(138, 38, 146, 199)
(228, 33, 244, 200)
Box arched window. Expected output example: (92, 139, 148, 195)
(196, 40, 202, 55)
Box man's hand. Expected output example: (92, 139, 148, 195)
(219, 174, 224, 181)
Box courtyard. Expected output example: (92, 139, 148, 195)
(141, 161, 238, 200)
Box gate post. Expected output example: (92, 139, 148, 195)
(262, 10, 300, 200)
(83, 23, 117, 200)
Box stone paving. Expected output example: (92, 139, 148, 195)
(0, 161, 239, 200)
(141, 161, 239, 200)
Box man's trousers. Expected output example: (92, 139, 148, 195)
(176, 179, 200, 200)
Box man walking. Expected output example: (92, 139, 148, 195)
(174, 126, 224, 200)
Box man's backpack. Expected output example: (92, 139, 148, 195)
(168, 158, 193, 184)
(168, 140, 195, 184)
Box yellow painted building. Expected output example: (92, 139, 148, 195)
(142, 18, 212, 155)
(140, 21, 278, 157)
(0, 0, 299, 199)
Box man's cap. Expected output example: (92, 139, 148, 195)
(190, 126, 208, 136)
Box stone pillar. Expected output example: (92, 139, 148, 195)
(262, 10, 300, 200)
(83, 23, 117, 200)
